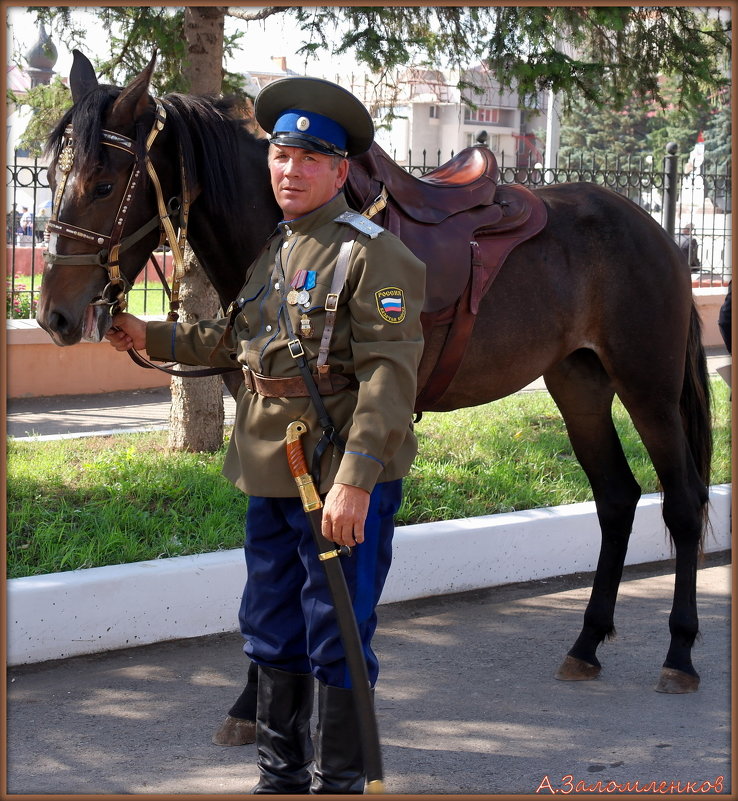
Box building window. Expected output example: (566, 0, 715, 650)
(463, 107, 500, 124)
(429, 105, 439, 119)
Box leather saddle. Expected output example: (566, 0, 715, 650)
(346, 143, 548, 410)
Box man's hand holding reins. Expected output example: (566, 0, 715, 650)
(105, 312, 147, 352)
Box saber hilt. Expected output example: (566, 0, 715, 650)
(286, 420, 351, 558)
(286, 420, 323, 512)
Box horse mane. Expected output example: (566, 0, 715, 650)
(159, 93, 260, 223)
(47, 88, 267, 236)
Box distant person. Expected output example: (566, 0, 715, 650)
(718, 281, 731, 354)
(676, 223, 700, 271)
(35, 209, 49, 244)
(20, 207, 33, 236)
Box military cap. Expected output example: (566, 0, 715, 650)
(255, 76, 374, 158)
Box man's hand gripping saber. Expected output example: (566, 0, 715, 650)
(286, 420, 385, 794)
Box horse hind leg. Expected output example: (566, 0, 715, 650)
(613, 383, 708, 694)
(543, 351, 642, 682)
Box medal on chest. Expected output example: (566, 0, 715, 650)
(288, 269, 316, 306)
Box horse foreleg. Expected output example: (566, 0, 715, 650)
(212, 659, 258, 746)
(544, 353, 642, 681)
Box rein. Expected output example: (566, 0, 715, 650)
(46, 99, 188, 322)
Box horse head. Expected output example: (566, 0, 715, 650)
(37, 51, 181, 345)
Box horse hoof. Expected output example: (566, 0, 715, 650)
(654, 667, 700, 694)
(555, 655, 602, 681)
(212, 715, 256, 746)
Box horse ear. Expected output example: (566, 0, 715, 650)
(107, 51, 158, 129)
(69, 50, 99, 103)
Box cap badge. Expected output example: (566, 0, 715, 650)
(296, 116, 311, 131)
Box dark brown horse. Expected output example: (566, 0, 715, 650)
(37, 52, 712, 697)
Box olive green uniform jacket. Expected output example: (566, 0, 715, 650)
(146, 193, 426, 497)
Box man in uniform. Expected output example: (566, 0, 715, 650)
(106, 77, 425, 793)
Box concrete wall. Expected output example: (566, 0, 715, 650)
(6, 289, 728, 399)
(6, 317, 171, 398)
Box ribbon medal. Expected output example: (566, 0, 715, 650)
(289, 270, 312, 306)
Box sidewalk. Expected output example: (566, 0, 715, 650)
(6, 555, 731, 795)
(6, 347, 730, 440)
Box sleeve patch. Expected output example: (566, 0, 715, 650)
(375, 287, 406, 323)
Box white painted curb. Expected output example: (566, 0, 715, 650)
(6, 485, 731, 666)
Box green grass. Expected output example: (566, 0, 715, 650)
(6, 380, 731, 578)
(125, 283, 174, 316)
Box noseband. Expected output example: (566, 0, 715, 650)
(45, 99, 189, 320)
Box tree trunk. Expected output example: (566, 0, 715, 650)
(167, 6, 227, 453)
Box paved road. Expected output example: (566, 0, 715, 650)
(7, 555, 731, 795)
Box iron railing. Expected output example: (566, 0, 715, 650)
(6, 146, 732, 318)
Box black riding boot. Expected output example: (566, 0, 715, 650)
(252, 665, 314, 794)
(310, 683, 369, 794)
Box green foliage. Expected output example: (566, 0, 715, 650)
(18, 6, 732, 112)
(6, 274, 40, 319)
(703, 88, 732, 167)
(8, 76, 72, 156)
(27, 6, 244, 95)
(559, 72, 721, 167)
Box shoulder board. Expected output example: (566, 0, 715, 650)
(333, 210, 384, 240)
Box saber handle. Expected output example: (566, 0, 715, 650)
(286, 420, 323, 512)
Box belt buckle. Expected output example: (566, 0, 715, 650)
(287, 338, 305, 359)
(325, 293, 339, 313)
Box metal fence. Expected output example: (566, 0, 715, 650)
(6, 146, 731, 318)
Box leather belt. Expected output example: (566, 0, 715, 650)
(243, 367, 358, 397)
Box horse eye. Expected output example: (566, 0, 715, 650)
(94, 183, 114, 199)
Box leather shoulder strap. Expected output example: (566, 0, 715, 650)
(317, 237, 355, 389)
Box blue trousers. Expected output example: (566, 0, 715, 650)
(238, 480, 402, 688)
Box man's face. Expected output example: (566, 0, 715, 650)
(268, 145, 349, 219)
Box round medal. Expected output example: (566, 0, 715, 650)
(286, 289, 300, 305)
(297, 290, 310, 305)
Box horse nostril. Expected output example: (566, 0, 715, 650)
(49, 309, 70, 336)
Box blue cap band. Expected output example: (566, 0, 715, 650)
(272, 109, 348, 155)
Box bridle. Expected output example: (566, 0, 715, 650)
(45, 98, 189, 322)
(45, 97, 237, 378)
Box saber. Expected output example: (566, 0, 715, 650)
(286, 420, 385, 794)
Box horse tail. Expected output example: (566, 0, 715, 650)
(681, 301, 713, 534)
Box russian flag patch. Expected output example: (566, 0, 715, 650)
(375, 287, 406, 323)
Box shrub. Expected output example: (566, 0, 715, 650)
(6, 274, 40, 319)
